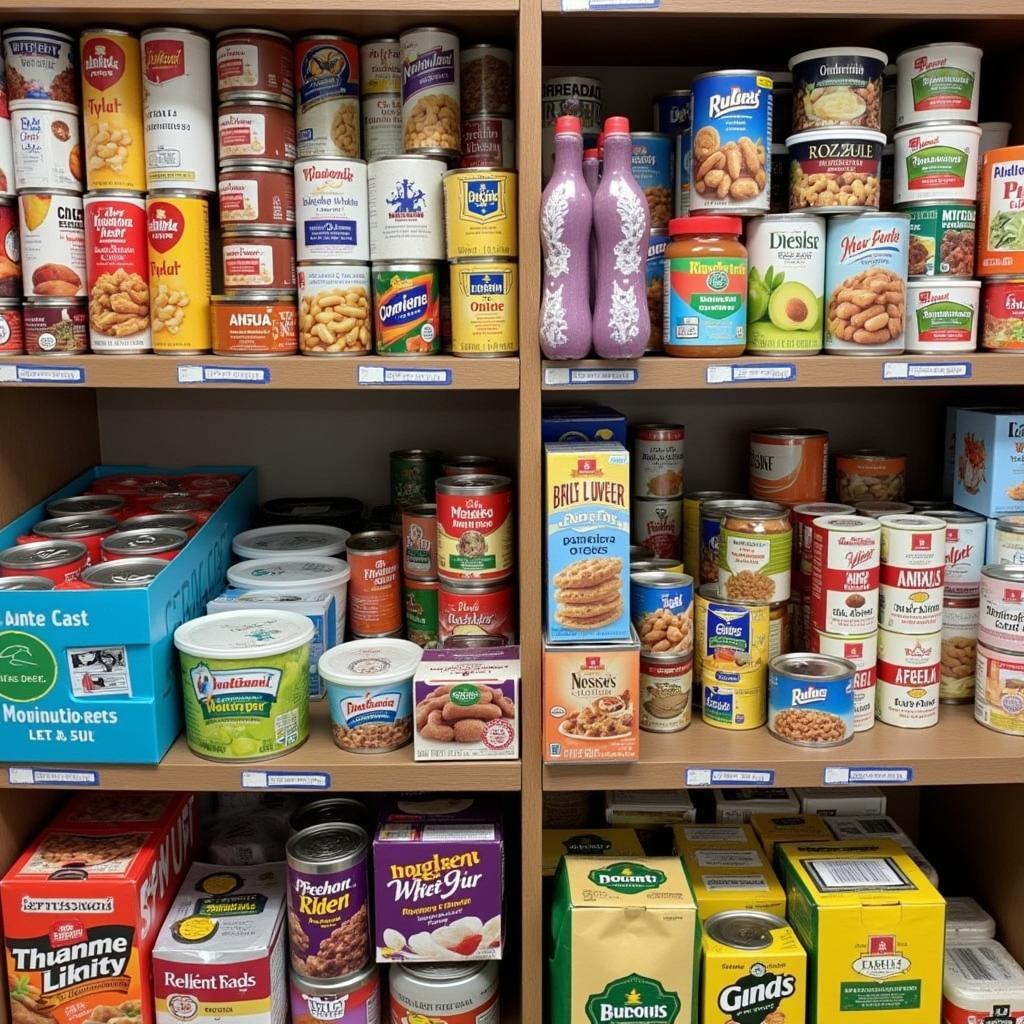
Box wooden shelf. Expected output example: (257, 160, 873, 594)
(542, 353, 1024, 390)
(0, 355, 519, 391)
(544, 0, 1024, 13)
(543, 705, 1022, 789)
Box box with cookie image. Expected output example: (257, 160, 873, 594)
(545, 442, 631, 643)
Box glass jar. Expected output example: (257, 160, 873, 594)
(663, 215, 747, 357)
(717, 501, 793, 604)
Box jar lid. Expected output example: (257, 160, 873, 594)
(227, 555, 351, 589)
(174, 609, 314, 658)
(555, 115, 581, 134)
(320, 637, 423, 687)
(669, 215, 743, 236)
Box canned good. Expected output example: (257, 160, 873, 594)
(450, 258, 518, 356)
(390, 449, 442, 509)
(460, 45, 514, 117)
(809, 630, 877, 731)
(786, 127, 885, 213)
(718, 501, 792, 604)
(749, 427, 828, 505)
(645, 233, 668, 351)
(631, 558, 684, 574)
(101, 527, 187, 562)
(653, 90, 691, 136)
(10, 103, 81, 192)
(218, 96, 295, 163)
(372, 261, 441, 355)
(904, 278, 980, 353)
(402, 503, 437, 579)
(389, 964, 498, 1024)
(405, 577, 439, 647)
(289, 965, 379, 1024)
(0, 539, 87, 584)
(631, 132, 673, 230)
(222, 225, 295, 290)
(542, 76, 601, 179)
(289, 797, 370, 835)
(47, 493, 125, 520)
(935, 509, 986, 597)
(3, 27, 76, 108)
(442, 168, 517, 260)
(360, 39, 401, 96)
(876, 626, 941, 728)
(141, 27, 215, 192)
(895, 43, 982, 127)
(789, 47, 887, 131)
(994, 516, 1024, 566)
(809, 514, 880, 636)
(297, 262, 372, 356)
(879, 514, 946, 634)
(684, 490, 743, 584)
(632, 423, 685, 500)
(210, 291, 298, 356)
(0, 300, 23, 353)
(23, 297, 87, 353)
(975, 641, 1024, 736)
(0, 198, 20, 297)
(768, 652, 855, 746)
(28, 514, 117, 565)
(218, 160, 295, 227)
(368, 155, 445, 262)
(346, 531, 402, 637)
(835, 449, 906, 504)
(401, 27, 460, 157)
(438, 577, 515, 644)
(215, 28, 293, 102)
(791, 502, 855, 576)
(361, 94, 402, 161)
(147, 191, 211, 353)
(294, 156, 369, 262)
(904, 200, 976, 278)
(19, 190, 85, 298)
(81, 557, 166, 588)
(294, 34, 360, 159)
(979, 564, 1024, 653)
(695, 583, 777, 684)
(639, 653, 693, 732)
(461, 116, 515, 169)
(443, 455, 497, 477)
(982, 277, 1024, 350)
(699, 498, 749, 586)
(941, 597, 978, 703)
(630, 570, 693, 654)
(633, 496, 683, 561)
(119, 513, 198, 536)
(436, 474, 513, 582)
(443, 635, 506, 650)
(702, 676, 766, 730)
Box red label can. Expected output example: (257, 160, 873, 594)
(435, 475, 514, 582)
(439, 578, 516, 643)
(347, 531, 402, 635)
(100, 527, 187, 562)
(460, 115, 516, 169)
(0, 300, 23, 353)
(809, 514, 881, 636)
(982, 276, 1024, 350)
(29, 515, 119, 566)
(0, 198, 21, 297)
(0, 540, 88, 583)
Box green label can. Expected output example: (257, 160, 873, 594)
(372, 261, 442, 355)
(905, 200, 976, 278)
(404, 577, 439, 647)
(390, 448, 443, 508)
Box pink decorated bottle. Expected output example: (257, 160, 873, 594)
(592, 116, 651, 359)
(583, 146, 599, 306)
(540, 115, 593, 360)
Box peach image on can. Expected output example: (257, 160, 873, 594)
(749, 428, 828, 505)
(876, 626, 940, 728)
(347, 530, 402, 636)
(878, 514, 946, 634)
(809, 514, 880, 635)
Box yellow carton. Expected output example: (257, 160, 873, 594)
(681, 842, 772, 876)
(777, 840, 946, 1024)
(672, 823, 758, 851)
(689, 865, 787, 922)
(750, 812, 834, 862)
(542, 828, 644, 877)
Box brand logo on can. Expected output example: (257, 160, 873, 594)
(467, 271, 508, 297)
(91, 202, 142, 243)
(465, 178, 499, 217)
(147, 203, 184, 252)
(379, 284, 428, 326)
(144, 38, 185, 84)
(385, 177, 427, 218)
(708, 85, 761, 118)
(404, 46, 455, 88)
(82, 38, 126, 89)
(300, 45, 353, 93)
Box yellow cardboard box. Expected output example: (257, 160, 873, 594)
(750, 812, 834, 863)
(681, 842, 773, 876)
(777, 839, 945, 1024)
(688, 865, 787, 922)
(672, 823, 758, 851)
(542, 828, 644, 877)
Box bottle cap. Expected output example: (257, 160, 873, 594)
(583, 148, 599, 159)
(603, 116, 630, 135)
(555, 115, 581, 135)
(668, 215, 743, 236)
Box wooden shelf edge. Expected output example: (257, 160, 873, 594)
(22, 0, 519, 11)
(543, 0, 1024, 14)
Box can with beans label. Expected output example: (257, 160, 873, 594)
(809, 629, 877, 731)
(768, 652, 854, 746)
(979, 564, 1024, 654)
(372, 261, 441, 355)
(402, 503, 436, 580)
(876, 627, 941, 728)
(630, 570, 694, 655)
(461, 116, 515, 169)
(367, 154, 445, 262)
(632, 423, 685, 501)
(450, 258, 518, 357)
(631, 132, 673, 230)
(347, 531, 402, 636)
(936, 509, 985, 597)
(835, 449, 906, 503)
(295, 157, 369, 263)
(81, 29, 145, 192)
(438, 578, 515, 644)
(442, 168, 517, 259)
(941, 597, 978, 704)
(975, 641, 1024, 736)
(10, 103, 81, 192)
(749, 427, 828, 505)
(639, 653, 692, 732)
(401, 27, 460, 157)
(878, 514, 946, 634)
(19, 190, 85, 298)
(405, 576, 439, 648)
(218, 160, 295, 226)
(294, 35, 360, 159)
(702, 677, 766, 730)
(0, 300, 23, 353)
(297, 261, 372, 356)
(435, 474, 513, 583)
(718, 502, 792, 604)
(809, 514, 880, 635)
(362, 94, 402, 161)
(360, 39, 401, 96)
(633, 496, 683, 562)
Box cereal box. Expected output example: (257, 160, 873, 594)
(542, 829, 644, 877)
(688, 866, 787, 922)
(672, 824, 758, 851)
(545, 442, 631, 643)
(777, 839, 945, 1024)
(2, 795, 198, 1024)
(954, 407, 1024, 517)
(542, 630, 640, 763)
(549, 857, 700, 1024)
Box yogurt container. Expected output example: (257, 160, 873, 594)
(232, 523, 350, 560)
(893, 122, 981, 203)
(896, 43, 982, 126)
(904, 279, 980, 353)
(174, 609, 314, 762)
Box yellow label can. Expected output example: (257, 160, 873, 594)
(442, 168, 517, 259)
(81, 29, 146, 192)
(450, 259, 518, 357)
(146, 192, 212, 353)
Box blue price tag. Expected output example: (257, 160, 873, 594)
(706, 363, 796, 385)
(823, 766, 913, 785)
(179, 365, 271, 384)
(0, 364, 86, 384)
(8, 767, 100, 786)
(685, 768, 776, 787)
(358, 365, 453, 386)
(883, 361, 971, 381)
(241, 770, 331, 790)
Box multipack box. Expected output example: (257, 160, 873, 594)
(542, 405, 628, 444)
(778, 840, 945, 1024)
(1, 794, 198, 1024)
(550, 857, 700, 1024)
(542, 828, 644, 878)
(713, 788, 800, 823)
(954, 407, 1024, 516)
(153, 862, 286, 1024)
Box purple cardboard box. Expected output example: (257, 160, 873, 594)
(373, 806, 504, 962)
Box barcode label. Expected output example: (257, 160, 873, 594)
(695, 849, 762, 868)
(808, 857, 909, 891)
(702, 873, 769, 892)
(947, 944, 1013, 982)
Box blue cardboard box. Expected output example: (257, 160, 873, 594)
(0, 465, 255, 765)
(542, 405, 628, 444)
(954, 408, 1024, 517)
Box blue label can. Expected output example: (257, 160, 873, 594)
(653, 91, 691, 136)
(768, 652, 855, 745)
(631, 132, 674, 231)
(630, 569, 694, 654)
(691, 69, 773, 215)
(646, 233, 669, 351)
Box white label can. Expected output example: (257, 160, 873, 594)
(975, 641, 1024, 735)
(141, 27, 215, 192)
(10, 102, 81, 192)
(941, 598, 978, 704)
(876, 626, 940, 728)
(878, 514, 946, 633)
(937, 510, 986, 597)
(360, 39, 401, 96)
(809, 514, 880, 636)
(294, 157, 368, 262)
(367, 155, 445, 262)
(993, 517, 1024, 567)
(400, 27, 460, 155)
(979, 564, 1024, 654)
(19, 190, 85, 298)
(810, 629, 877, 732)
(362, 94, 402, 161)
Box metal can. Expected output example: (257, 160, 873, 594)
(81, 556, 166, 588)
(141, 27, 215, 193)
(461, 116, 515, 170)
(695, 582, 774, 684)
(979, 564, 1024, 654)
(119, 513, 198, 536)
(47, 493, 125, 519)
(855, 500, 914, 519)
(2, 27, 77, 108)
(286, 823, 371, 980)
(690, 70, 773, 216)
(809, 514, 880, 636)
(402, 503, 437, 579)
(372, 261, 441, 355)
(0, 539, 87, 584)
(290, 965, 380, 1024)
(632, 423, 685, 500)
(878, 514, 946, 634)
(0, 300, 23, 353)
(718, 501, 792, 604)
(405, 576, 440, 647)
(210, 291, 298, 356)
(19, 190, 85, 298)
(768, 652, 855, 746)
(290, 797, 370, 835)
(442, 168, 517, 260)
(792, 502, 855, 576)
(450, 258, 517, 357)
(100, 526, 187, 562)
(218, 96, 296, 164)
(146, 191, 212, 353)
(876, 626, 941, 728)
(443, 635, 506, 650)
(941, 596, 978, 704)
(215, 28, 293, 102)
(894, 122, 980, 204)
(835, 449, 906, 504)
(749, 427, 828, 504)
(294, 34, 360, 159)
(84, 190, 150, 353)
(360, 39, 401, 96)
(824, 211, 909, 354)
(632, 558, 683, 574)
(904, 278, 980, 353)
(389, 964, 498, 1024)
(702, 676, 766, 730)
(443, 455, 497, 477)
(346, 531, 402, 637)
(653, 90, 691, 136)
(80, 28, 145, 192)
(935, 509, 986, 597)
(630, 569, 693, 654)
(809, 629, 877, 731)
(631, 132, 673, 230)
(218, 160, 295, 227)
(683, 490, 743, 583)
(699, 498, 749, 587)
(23, 297, 87, 353)
(639, 653, 693, 732)
(674, 133, 692, 217)
(975, 641, 1024, 736)
(297, 261, 372, 356)
(460, 45, 514, 117)
(982, 276, 1024, 350)
(438, 577, 515, 644)
(0, 197, 20, 297)
(10, 102, 81, 192)
(362, 94, 402, 161)
(29, 514, 117, 565)
(294, 156, 369, 262)
(904, 200, 976, 278)
(435, 474, 513, 582)
(994, 516, 1024, 566)
(390, 449, 443, 509)
(368, 154, 445, 262)
(222, 225, 296, 290)
(646, 232, 668, 351)
(786, 127, 885, 213)
(633, 496, 683, 561)
(400, 27, 460, 157)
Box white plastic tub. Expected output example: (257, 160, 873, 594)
(896, 42, 982, 126)
(894, 122, 981, 203)
(232, 523, 350, 559)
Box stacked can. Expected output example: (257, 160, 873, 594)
(460, 45, 515, 170)
(442, 166, 518, 356)
(894, 42, 983, 354)
(976, 563, 1024, 736)
(876, 514, 946, 728)
(630, 424, 685, 561)
(401, 27, 460, 160)
(791, 502, 854, 649)
(682, 490, 743, 585)
(652, 90, 690, 219)
(360, 39, 402, 162)
(637, 114, 677, 351)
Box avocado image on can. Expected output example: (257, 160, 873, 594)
(174, 609, 314, 762)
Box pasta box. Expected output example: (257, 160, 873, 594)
(0, 465, 255, 765)
(954, 407, 1024, 516)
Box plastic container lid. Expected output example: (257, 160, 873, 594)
(669, 215, 743, 236)
(944, 939, 1024, 1007)
(555, 115, 581, 134)
(174, 609, 314, 658)
(227, 556, 351, 590)
(945, 896, 997, 938)
(789, 46, 889, 68)
(319, 637, 423, 687)
(603, 116, 629, 135)
(232, 524, 350, 560)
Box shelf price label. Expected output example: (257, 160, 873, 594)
(241, 770, 331, 790)
(178, 365, 271, 385)
(823, 765, 913, 786)
(706, 362, 796, 385)
(561, 0, 660, 9)
(685, 767, 776, 787)
(0, 364, 86, 384)
(358, 365, 452, 386)
(8, 767, 99, 786)
(882, 361, 971, 381)
(544, 366, 639, 387)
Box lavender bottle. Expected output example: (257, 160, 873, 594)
(583, 145, 599, 307)
(591, 116, 650, 359)
(540, 115, 593, 360)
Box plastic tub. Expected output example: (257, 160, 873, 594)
(893, 122, 981, 204)
(896, 43, 982, 126)
(232, 523, 350, 560)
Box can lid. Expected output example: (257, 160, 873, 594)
(285, 821, 368, 870)
(319, 637, 424, 687)
(0, 575, 55, 590)
(669, 215, 743, 236)
(174, 608, 314, 657)
(789, 46, 889, 68)
(47, 494, 125, 516)
(233, 524, 350, 559)
(101, 528, 188, 555)
(0, 540, 87, 569)
(33, 515, 117, 538)
(118, 514, 198, 533)
(227, 555, 352, 589)
(397, 963, 489, 982)
(555, 115, 581, 135)
(705, 910, 789, 949)
(82, 558, 168, 588)
(603, 116, 630, 135)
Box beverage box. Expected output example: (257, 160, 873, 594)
(954, 407, 1024, 517)
(542, 405, 628, 444)
(1, 794, 198, 1024)
(0, 465, 255, 764)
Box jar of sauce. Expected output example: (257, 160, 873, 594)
(664, 215, 747, 357)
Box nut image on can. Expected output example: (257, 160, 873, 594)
(222, 226, 296, 290)
(402, 503, 436, 579)
(906, 201, 976, 279)
(809, 629, 877, 731)
(372, 261, 441, 355)
(749, 427, 828, 505)
(298, 262, 372, 356)
(19, 190, 85, 297)
(786, 127, 885, 212)
(215, 28, 293, 102)
(0, 199, 21, 297)
(443, 168, 517, 259)
(975, 641, 1024, 736)
(879, 514, 946, 634)
(405, 577, 439, 647)
(361, 38, 401, 96)
(450, 259, 517, 357)
(401, 27, 460, 156)
(633, 423, 685, 500)
(81, 29, 145, 192)
(941, 597, 978, 704)
(640, 653, 692, 732)
(368, 155, 445, 262)
(0, 300, 23, 353)
(391, 448, 443, 509)
(147, 192, 211, 352)
(84, 191, 150, 352)
(979, 564, 1024, 654)
(631, 570, 693, 655)
(633, 496, 683, 561)
(936, 509, 985, 598)
(2, 27, 77, 107)
(436, 474, 513, 582)
(347, 531, 402, 637)
(210, 292, 298, 356)
(218, 97, 296, 163)
(362, 94, 402, 161)
(295, 157, 369, 262)
(718, 501, 792, 604)
(631, 132, 673, 229)
(23, 297, 86, 353)
(218, 160, 295, 226)
(141, 27, 215, 193)
(876, 626, 941, 728)
(461, 116, 515, 170)
(295, 35, 360, 159)
(904, 279, 980, 353)
(768, 652, 855, 746)
(835, 449, 906, 503)
(10, 103, 82, 192)
(810, 514, 880, 636)
(439, 578, 515, 644)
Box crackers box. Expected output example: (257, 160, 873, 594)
(543, 630, 640, 764)
(954, 407, 1024, 517)
(778, 840, 945, 1024)
(545, 442, 631, 643)
(672, 823, 759, 851)
(712, 788, 800, 823)
(542, 828, 645, 877)
(542, 405, 628, 444)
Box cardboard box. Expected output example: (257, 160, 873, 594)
(681, 842, 773, 876)
(545, 442, 631, 643)
(604, 789, 696, 826)
(797, 787, 887, 817)
(688, 865, 787, 922)
(543, 630, 640, 763)
(822, 818, 940, 886)
(778, 840, 945, 1024)
(549, 857, 700, 1024)
(413, 646, 519, 760)
(751, 813, 835, 865)
(954, 407, 1024, 517)
(542, 405, 628, 444)
(542, 828, 644, 877)
(672, 823, 758, 851)
(712, 788, 800, 823)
